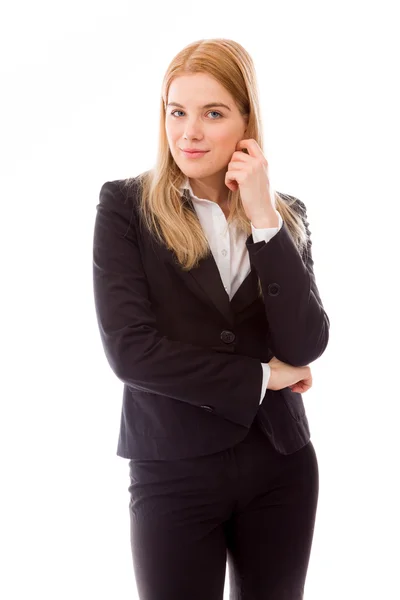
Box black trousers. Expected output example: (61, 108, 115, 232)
(128, 419, 319, 600)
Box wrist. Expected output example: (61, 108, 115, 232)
(252, 209, 280, 228)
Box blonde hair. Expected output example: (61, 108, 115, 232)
(123, 38, 308, 298)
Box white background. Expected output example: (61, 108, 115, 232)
(1, 0, 399, 598)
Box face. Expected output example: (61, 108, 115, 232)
(165, 72, 248, 203)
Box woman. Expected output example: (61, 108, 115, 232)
(92, 38, 330, 600)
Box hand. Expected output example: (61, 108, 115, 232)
(225, 139, 279, 224)
(267, 356, 313, 393)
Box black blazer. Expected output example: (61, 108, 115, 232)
(92, 177, 330, 460)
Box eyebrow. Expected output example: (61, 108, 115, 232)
(166, 102, 231, 111)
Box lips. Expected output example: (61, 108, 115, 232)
(181, 149, 208, 153)
(180, 149, 209, 159)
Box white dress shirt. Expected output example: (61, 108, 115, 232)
(180, 178, 283, 405)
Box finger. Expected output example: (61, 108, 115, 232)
(225, 179, 238, 191)
(228, 160, 246, 168)
(231, 152, 250, 163)
(225, 171, 243, 187)
(236, 139, 265, 160)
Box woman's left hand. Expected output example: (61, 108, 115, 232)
(225, 138, 279, 224)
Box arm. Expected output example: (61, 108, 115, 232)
(246, 197, 330, 367)
(251, 211, 283, 242)
(92, 181, 264, 429)
(250, 220, 280, 404)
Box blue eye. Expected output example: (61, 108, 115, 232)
(170, 110, 222, 119)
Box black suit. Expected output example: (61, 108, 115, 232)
(92, 176, 329, 599)
(92, 177, 329, 460)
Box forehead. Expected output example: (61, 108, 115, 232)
(167, 73, 232, 106)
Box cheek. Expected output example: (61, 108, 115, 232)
(211, 138, 237, 162)
(165, 127, 175, 143)
(212, 130, 239, 153)
(210, 128, 232, 143)
(165, 121, 178, 140)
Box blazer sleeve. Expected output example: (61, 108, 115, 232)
(245, 197, 330, 367)
(92, 181, 263, 429)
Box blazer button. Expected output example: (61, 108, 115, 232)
(267, 283, 280, 296)
(220, 330, 236, 344)
(200, 405, 214, 412)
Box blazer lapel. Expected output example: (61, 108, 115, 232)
(155, 189, 261, 326)
(179, 244, 260, 326)
(230, 263, 261, 314)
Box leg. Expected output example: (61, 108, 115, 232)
(225, 437, 319, 599)
(128, 457, 229, 600)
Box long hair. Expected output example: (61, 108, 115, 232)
(123, 38, 308, 298)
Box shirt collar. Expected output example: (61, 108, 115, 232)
(179, 177, 195, 197)
(179, 177, 215, 204)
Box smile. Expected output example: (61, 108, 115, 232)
(181, 150, 209, 158)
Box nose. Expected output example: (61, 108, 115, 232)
(182, 118, 205, 140)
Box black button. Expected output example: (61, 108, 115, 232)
(220, 330, 236, 344)
(267, 283, 280, 296)
(200, 405, 214, 412)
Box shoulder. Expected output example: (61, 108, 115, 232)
(96, 177, 144, 240)
(99, 176, 141, 207)
(277, 191, 307, 214)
